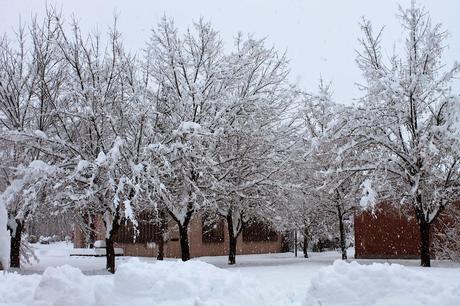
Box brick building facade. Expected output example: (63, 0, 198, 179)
(354, 202, 460, 259)
(74, 214, 284, 258)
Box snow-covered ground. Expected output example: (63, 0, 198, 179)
(1, 242, 459, 306)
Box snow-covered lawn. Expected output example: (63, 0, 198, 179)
(1, 242, 459, 306)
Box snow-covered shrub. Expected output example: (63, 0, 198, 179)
(39, 236, 52, 245)
(27, 235, 38, 244)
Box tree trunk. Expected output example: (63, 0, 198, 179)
(303, 227, 309, 259)
(176, 176, 197, 262)
(178, 224, 190, 261)
(105, 216, 120, 274)
(227, 214, 236, 265)
(105, 237, 116, 273)
(157, 236, 164, 260)
(228, 232, 237, 265)
(419, 220, 431, 267)
(226, 212, 241, 265)
(167, 204, 193, 262)
(294, 230, 298, 257)
(10, 220, 23, 268)
(338, 213, 347, 260)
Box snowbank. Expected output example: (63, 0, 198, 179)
(33, 265, 111, 306)
(304, 260, 460, 306)
(0, 272, 40, 305)
(2, 258, 460, 306)
(108, 258, 259, 306)
(0, 259, 261, 306)
(0, 265, 111, 306)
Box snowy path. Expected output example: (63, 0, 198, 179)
(20, 242, 349, 275)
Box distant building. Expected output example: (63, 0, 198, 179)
(74, 214, 285, 258)
(354, 202, 460, 259)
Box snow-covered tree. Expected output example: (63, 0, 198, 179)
(275, 160, 337, 259)
(50, 16, 149, 273)
(355, 2, 460, 267)
(0, 11, 65, 268)
(143, 18, 226, 261)
(211, 35, 294, 264)
(0, 13, 148, 273)
(300, 81, 363, 259)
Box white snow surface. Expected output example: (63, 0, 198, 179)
(1, 259, 261, 306)
(33, 129, 48, 140)
(176, 121, 201, 136)
(305, 260, 460, 306)
(108, 259, 259, 306)
(0, 243, 459, 306)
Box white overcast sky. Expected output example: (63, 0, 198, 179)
(1, 0, 459, 104)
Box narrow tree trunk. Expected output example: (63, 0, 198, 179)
(294, 230, 298, 257)
(178, 224, 190, 261)
(10, 220, 23, 268)
(303, 227, 309, 259)
(176, 176, 196, 262)
(105, 215, 120, 274)
(338, 213, 347, 260)
(105, 237, 116, 273)
(167, 204, 193, 262)
(226, 212, 240, 265)
(228, 233, 237, 265)
(419, 220, 431, 267)
(157, 236, 164, 260)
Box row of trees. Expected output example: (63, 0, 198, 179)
(278, 3, 460, 267)
(0, 9, 297, 273)
(0, 2, 459, 272)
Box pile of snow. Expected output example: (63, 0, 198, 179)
(0, 272, 40, 305)
(0, 265, 111, 306)
(33, 265, 111, 306)
(0, 259, 262, 306)
(304, 260, 460, 306)
(3, 257, 460, 306)
(108, 259, 259, 306)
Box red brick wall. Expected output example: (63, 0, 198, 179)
(354, 203, 421, 259)
(354, 202, 460, 259)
